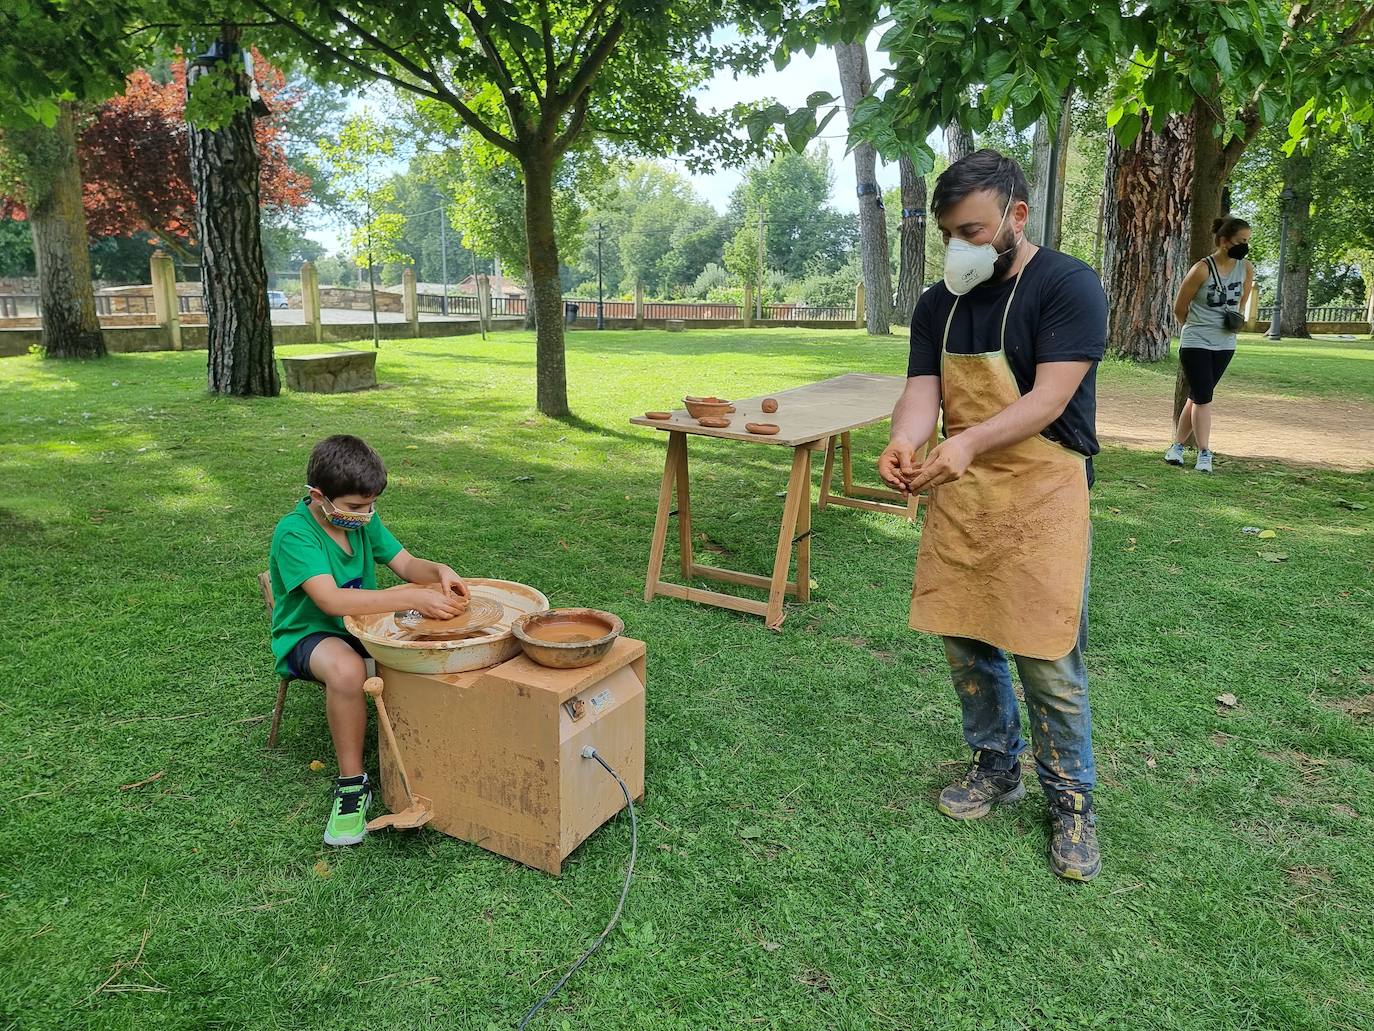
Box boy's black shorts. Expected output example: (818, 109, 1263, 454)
(286, 631, 369, 681)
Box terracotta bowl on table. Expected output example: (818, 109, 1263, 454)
(510, 608, 624, 669)
(683, 397, 732, 420)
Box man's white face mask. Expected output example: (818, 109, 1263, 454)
(943, 192, 1020, 296)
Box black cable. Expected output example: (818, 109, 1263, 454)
(516, 748, 637, 1030)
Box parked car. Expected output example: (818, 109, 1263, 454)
(267, 290, 289, 309)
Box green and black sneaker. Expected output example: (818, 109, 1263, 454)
(1048, 789, 1101, 882)
(324, 774, 372, 847)
(937, 749, 1025, 820)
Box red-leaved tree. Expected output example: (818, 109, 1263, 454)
(4, 53, 311, 263)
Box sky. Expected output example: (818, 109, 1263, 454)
(306, 31, 897, 253)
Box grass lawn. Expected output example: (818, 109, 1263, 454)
(2, 328, 1372, 1030)
(1099, 331, 1374, 405)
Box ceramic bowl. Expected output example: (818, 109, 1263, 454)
(510, 608, 623, 669)
(683, 397, 732, 420)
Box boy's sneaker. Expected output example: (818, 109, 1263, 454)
(1195, 449, 1214, 474)
(1164, 442, 1186, 466)
(1048, 789, 1101, 881)
(324, 774, 371, 846)
(937, 750, 1025, 820)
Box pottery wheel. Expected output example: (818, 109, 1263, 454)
(393, 594, 505, 637)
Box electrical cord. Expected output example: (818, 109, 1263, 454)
(516, 747, 638, 1031)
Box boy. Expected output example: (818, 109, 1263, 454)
(269, 434, 468, 846)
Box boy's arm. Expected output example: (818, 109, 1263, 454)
(387, 549, 470, 598)
(299, 575, 463, 619)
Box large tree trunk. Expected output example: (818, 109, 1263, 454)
(12, 104, 106, 358)
(893, 153, 927, 326)
(521, 147, 569, 416)
(1102, 113, 1193, 362)
(946, 123, 976, 163)
(188, 26, 278, 397)
(836, 42, 892, 334)
(1028, 88, 1074, 248)
(1278, 147, 1313, 338)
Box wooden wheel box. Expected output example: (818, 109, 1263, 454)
(375, 637, 646, 874)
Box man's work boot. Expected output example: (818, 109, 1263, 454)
(1048, 789, 1101, 881)
(937, 750, 1025, 820)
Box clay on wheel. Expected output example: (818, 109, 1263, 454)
(761, 398, 779, 413)
(697, 416, 731, 428)
(645, 411, 672, 420)
(745, 422, 780, 435)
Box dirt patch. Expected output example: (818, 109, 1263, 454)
(1323, 694, 1374, 722)
(1285, 865, 1334, 888)
(1098, 380, 1374, 471)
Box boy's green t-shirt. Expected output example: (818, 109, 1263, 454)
(269, 498, 403, 675)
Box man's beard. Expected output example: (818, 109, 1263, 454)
(992, 225, 1022, 281)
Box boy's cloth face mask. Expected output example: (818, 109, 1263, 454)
(310, 489, 376, 529)
(943, 192, 1020, 296)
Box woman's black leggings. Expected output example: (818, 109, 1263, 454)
(1180, 347, 1235, 405)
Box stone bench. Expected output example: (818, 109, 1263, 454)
(280, 350, 377, 393)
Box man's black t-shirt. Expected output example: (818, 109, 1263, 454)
(908, 247, 1107, 480)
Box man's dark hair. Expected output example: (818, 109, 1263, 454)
(307, 435, 387, 498)
(931, 148, 1030, 220)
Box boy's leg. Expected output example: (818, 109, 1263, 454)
(936, 636, 1026, 819)
(308, 637, 369, 777)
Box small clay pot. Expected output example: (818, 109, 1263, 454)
(684, 397, 732, 419)
(644, 411, 672, 420)
(746, 422, 780, 435)
(697, 416, 731, 428)
(761, 398, 779, 414)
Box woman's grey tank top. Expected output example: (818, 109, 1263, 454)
(1179, 257, 1248, 351)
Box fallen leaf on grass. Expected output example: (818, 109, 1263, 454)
(309, 760, 326, 772)
(312, 859, 332, 878)
(760, 941, 782, 952)
(1336, 498, 1367, 511)
(1145, 756, 1157, 770)
(1257, 551, 1289, 562)
(511, 475, 534, 482)
(739, 826, 763, 840)
(1216, 693, 1239, 709)
(1257, 529, 1277, 539)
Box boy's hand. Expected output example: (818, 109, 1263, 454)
(435, 565, 469, 599)
(402, 586, 466, 620)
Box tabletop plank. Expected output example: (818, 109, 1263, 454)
(628, 372, 907, 447)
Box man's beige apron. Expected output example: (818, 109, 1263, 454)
(909, 275, 1090, 661)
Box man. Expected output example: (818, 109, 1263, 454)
(878, 149, 1108, 881)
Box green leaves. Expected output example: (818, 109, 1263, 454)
(1209, 35, 1234, 79)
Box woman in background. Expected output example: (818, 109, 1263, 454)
(1164, 217, 1254, 474)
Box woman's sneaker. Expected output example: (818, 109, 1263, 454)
(324, 774, 371, 846)
(1164, 442, 1186, 465)
(937, 750, 1025, 819)
(1195, 449, 1214, 474)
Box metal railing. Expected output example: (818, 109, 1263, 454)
(1257, 305, 1368, 322)
(765, 304, 854, 321)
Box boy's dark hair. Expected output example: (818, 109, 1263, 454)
(1212, 216, 1250, 243)
(307, 435, 387, 499)
(931, 148, 1030, 221)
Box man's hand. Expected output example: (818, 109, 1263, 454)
(905, 435, 977, 494)
(434, 564, 469, 599)
(878, 440, 922, 493)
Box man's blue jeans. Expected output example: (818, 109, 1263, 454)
(941, 566, 1095, 795)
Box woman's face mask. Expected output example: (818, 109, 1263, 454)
(1227, 241, 1250, 260)
(943, 192, 1020, 296)
(310, 488, 376, 530)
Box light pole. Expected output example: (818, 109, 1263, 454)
(1268, 185, 1295, 341)
(596, 222, 605, 330)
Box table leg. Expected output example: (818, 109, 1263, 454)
(796, 449, 812, 603)
(818, 435, 836, 512)
(644, 432, 684, 603)
(675, 432, 694, 580)
(765, 447, 811, 630)
(841, 431, 854, 496)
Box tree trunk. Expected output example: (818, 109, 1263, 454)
(946, 123, 976, 163)
(836, 42, 892, 335)
(1028, 88, 1074, 248)
(893, 154, 926, 326)
(1102, 112, 1193, 362)
(12, 104, 106, 358)
(1278, 147, 1313, 338)
(521, 147, 569, 416)
(188, 26, 278, 397)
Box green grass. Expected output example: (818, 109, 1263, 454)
(1099, 332, 1374, 405)
(2, 328, 1372, 1031)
